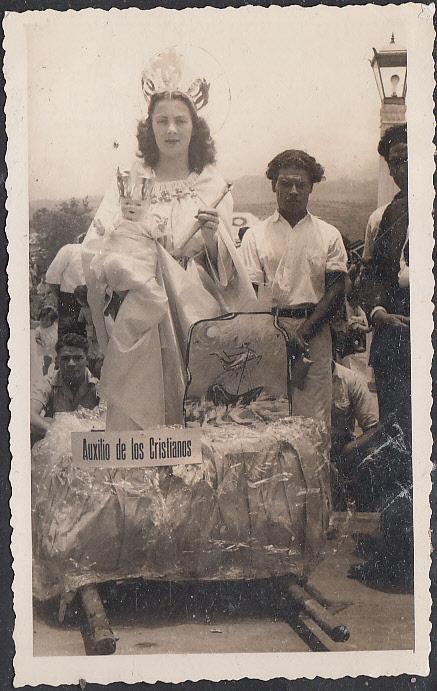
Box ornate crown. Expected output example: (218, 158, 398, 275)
(116, 168, 150, 200)
(141, 48, 210, 112)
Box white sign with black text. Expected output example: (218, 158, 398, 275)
(71, 428, 202, 467)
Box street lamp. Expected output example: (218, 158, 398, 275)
(370, 33, 407, 104)
(369, 34, 407, 206)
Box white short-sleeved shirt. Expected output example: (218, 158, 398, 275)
(332, 362, 378, 439)
(362, 203, 389, 263)
(46, 243, 85, 293)
(240, 210, 348, 308)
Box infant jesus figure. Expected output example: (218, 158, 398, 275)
(90, 170, 169, 347)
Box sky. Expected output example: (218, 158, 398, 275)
(25, 4, 415, 200)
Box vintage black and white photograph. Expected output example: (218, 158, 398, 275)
(5, 4, 434, 686)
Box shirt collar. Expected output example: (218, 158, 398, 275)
(272, 209, 311, 226)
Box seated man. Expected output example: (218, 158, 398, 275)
(30, 332, 99, 442)
(330, 359, 379, 510)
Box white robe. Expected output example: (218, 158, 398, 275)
(82, 162, 256, 430)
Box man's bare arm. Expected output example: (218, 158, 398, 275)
(298, 271, 346, 342)
(342, 425, 380, 459)
(30, 399, 53, 436)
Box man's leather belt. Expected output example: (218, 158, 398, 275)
(272, 306, 315, 319)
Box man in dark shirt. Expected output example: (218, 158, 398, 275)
(367, 124, 410, 436)
(30, 332, 99, 440)
(351, 124, 412, 590)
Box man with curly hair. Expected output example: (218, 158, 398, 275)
(241, 149, 348, 427)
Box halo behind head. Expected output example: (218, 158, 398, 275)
(142, 48, 210, 113)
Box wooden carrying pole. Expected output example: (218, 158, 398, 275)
(80, 584, 117, 655)
(282, 580, 350, 643)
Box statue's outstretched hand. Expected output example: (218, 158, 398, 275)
(93, 218, 106, 237)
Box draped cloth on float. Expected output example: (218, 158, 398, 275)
(32, 409, 331, 599)
(82, 163, 256, 430)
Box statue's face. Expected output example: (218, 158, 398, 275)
(151, 98, 193, 160)
(120, 198, 149, 222)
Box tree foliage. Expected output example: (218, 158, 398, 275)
(30, 198, 93, 272)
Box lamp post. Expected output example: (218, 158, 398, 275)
(370, 34, 407, 205)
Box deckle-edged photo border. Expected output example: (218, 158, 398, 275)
(4, 4, 435, 686)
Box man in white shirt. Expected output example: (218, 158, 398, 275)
(331, 360, 379, 510)
(46, 233, 86, 335)
(331, 361, 378, 450)
(241, 149, 348, 427)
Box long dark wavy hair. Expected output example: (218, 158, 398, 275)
(137, 92, 216, 174)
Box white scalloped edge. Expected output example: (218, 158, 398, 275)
(4, 4, 434, 686)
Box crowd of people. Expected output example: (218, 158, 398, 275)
(29, 52, 412, 592)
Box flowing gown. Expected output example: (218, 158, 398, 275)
(82, 161, 256, 430)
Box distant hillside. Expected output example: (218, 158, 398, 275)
(232, 175, 378, 243)
(29, 195, 103, 217)
(231, 174, 377, 207)
(29, 175, 377, 245)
